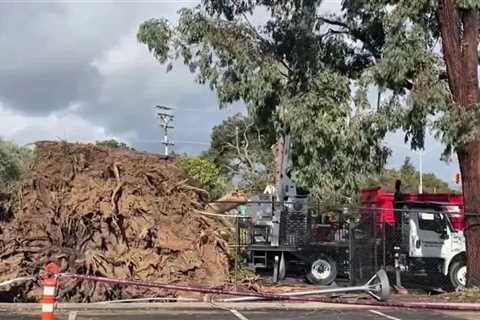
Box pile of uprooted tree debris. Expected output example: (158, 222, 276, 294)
(0, 142, 232, 302)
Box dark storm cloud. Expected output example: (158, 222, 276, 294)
(0, 63, 101, 115)
(0, 1, 246, 154)
(77, 54, 243, 154)
(0, 3, 102, 114)
(0, 2, 185, 114)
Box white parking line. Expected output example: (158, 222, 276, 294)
(370, 309, 402, 320)
(67, 311, 78, 320)
(230, 309, 249, 320)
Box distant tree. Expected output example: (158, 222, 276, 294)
(95, 139, 134, 150)
(0, 138, 33, 192)
(400, 157, 416, 179)
(364, 157, 452, 193)
(206, 113, 273, 194)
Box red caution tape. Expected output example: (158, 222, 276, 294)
(60, 273, 480, 312)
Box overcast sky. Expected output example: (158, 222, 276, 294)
(0, 0, 459, 186)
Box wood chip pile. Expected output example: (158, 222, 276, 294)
(0, 142, 231, 302)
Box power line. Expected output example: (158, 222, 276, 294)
(129, 139, 210, 146)
(174, 140, 210, 145)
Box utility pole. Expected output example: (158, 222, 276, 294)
(155, 105, 175, 156)
(419, 149, 423, 194)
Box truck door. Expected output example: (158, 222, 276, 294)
(409, 210, 450, 258)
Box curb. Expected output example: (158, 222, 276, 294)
(0, 302, 382, 312)
(2, 301, 480, 313)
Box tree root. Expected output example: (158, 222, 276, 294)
(166, 179, 189, 194)
(111, 162, 125, 235)
(180, 185, 210, 200)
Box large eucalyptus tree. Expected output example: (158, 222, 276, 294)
(137, 0, 391, 204)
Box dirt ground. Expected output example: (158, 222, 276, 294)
(0, 142, 232, 302)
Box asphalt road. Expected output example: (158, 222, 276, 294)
(3, 309, 479, 320)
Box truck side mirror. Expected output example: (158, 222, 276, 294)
(436, 215, 449, 239)
(440, 231, 449, 240)
(439, 221, 449, 239)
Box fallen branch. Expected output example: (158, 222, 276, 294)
(166, 178, 189, 194)
(180, 185, 210, 198)
(111, 182, 125, 215)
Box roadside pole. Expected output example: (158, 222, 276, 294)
(235, 214, 239, 291)
(41, 263, 60, 320)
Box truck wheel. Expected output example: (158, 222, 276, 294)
(306, 256, 337, 285)
(449, 260, 467, 289)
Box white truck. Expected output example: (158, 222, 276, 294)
(243, 133, 467, 290)
(360, 188, 467, 289)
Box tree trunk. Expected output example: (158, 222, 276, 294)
(458, 144, 480, 286)
(438, 1, 480, 286)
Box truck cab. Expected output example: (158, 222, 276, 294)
(360, 188, 466, 289)
(396, 201, 466, 288)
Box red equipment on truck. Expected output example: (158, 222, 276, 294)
(360, 187, 464, 230)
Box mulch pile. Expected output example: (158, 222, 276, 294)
(0, 142, 231, 302)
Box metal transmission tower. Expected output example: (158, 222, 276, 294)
(155, 105, 175, 156)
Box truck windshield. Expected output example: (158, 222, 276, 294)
(418, 212, 446, 233)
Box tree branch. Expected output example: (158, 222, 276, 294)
(231, 0, 291, 80)
(242, 121, 256, 171)
(319, 16, 381, 59)
(326, 28, 349, 36)
(225, 141, 241, 154)
(224, 161, 241, 172)
(255, 125, 262, 144)
(318, 17, 350, 30)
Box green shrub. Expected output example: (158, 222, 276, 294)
(177, 155, 230, 199)
(0, 138, 33, 192)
